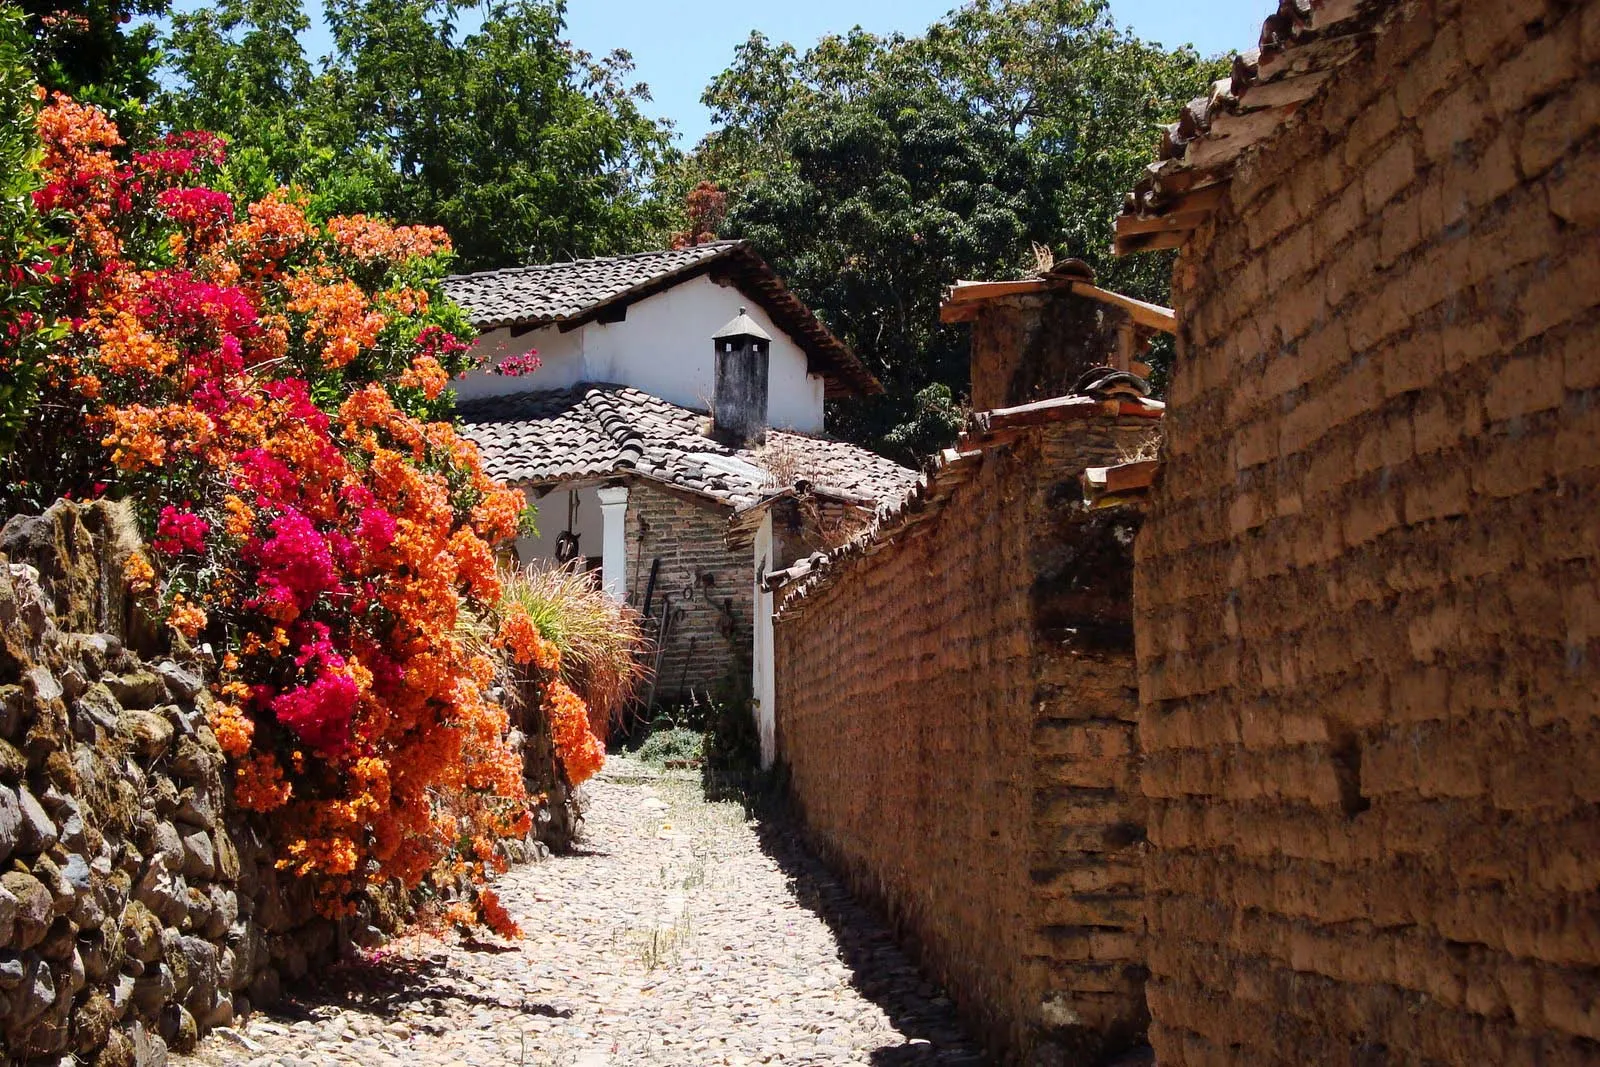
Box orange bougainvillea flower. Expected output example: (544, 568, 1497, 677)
(166, 595, 207, 639)
(500, 607, 560, 672)
(285, 271, 388, 369)
(123, 553, 156, 594)
(209, 703, 255, 758)
(478, 888, 522, 939)
(398, 352, 449, 400)
(25, 95, 537, 929)
(327, 214, 451, 263)
(544, 678, 603, 786)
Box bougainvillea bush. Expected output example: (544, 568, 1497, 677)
(0, 91, 607, 927)
(0, 10, 61, 453)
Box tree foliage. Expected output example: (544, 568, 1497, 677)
(680, 0, 1225, 457)
(157, 0, 678, 270)
(0, 7, 62, 454)
(19, 0, 169, 105)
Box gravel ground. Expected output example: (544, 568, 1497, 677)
(173, 756, 986, 1066)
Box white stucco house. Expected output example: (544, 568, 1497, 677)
(442, 242, 918, 755)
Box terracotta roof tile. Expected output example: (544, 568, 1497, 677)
(1114, 0, 1399, 255)
(441, 244, 741, 330)
(455, 385, 918, 510)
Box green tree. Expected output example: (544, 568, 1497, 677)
(0, 5, 63, 456)
(683, 0, 1225, 457)
(157, 0, 678, 269)
(20, 0, 169, 105)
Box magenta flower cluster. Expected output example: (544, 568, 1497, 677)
(151, 506, 210, 556)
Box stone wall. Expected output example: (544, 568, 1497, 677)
(774, 413, 1156, 1063)
(624, 481, 753, 705)
(0, 502, 343, 1065)
(1136, 0, 1600, 1062)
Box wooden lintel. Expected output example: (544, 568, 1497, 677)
(1115, 209, 1216, 237)
(1157, 182, 1230, 216)
(943, 278, 1055, 304)
(1114, 229, 1194, 256)
(939, 301, 980, 324)
(1069, 282, 1177, 334)
(1104, 459, 1161, 494)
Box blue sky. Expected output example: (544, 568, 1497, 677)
(236, 0, 1269, 147)
(564, 0, 1265, 145)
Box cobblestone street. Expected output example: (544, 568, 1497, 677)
(175, 757, 984, 1067)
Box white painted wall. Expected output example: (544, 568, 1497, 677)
(752, 511, 777, 770)
(515, 485, 606, 568)
(452, 274, 826, 433)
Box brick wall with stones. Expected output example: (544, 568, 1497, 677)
(0, 501, 352, 1065)
(1135, 0, 1600, 1062)
(624, 482, 754, 704)
(774, 414, 1157, 1063)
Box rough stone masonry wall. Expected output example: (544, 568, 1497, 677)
(624, 482, 754, 705)
(774, 415, 1156, 1063)
(0, 502, 343, 1065)
(1136, 0, 1600, 1063)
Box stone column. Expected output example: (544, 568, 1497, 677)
(596, 485, 629, 602)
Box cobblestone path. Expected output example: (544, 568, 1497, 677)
(175, 757, 985, 1066)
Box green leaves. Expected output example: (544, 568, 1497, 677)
(0, 5, 58, 460)
(155, 0, 678, 270)
(684, 0, 1227, 458)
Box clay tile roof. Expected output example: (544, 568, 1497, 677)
(1114, 0, 1399, 255)
(455, 384, 918, 510)
(442, 244, 740, 330)
(441, 242, 883, 399)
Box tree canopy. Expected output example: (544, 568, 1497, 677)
(157, 0, 678, 270)
(678, 0, 1225, 457)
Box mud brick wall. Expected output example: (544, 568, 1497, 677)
(969, 293, 1129, 412)
(775, 414, 1156, 1062)
(625, 482, 753, 704)
(1136, 0, 1600, 1062)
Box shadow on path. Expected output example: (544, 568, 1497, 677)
(721, 776, 989, 1067)
(255, 950, 572, 1032)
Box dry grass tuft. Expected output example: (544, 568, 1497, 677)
(501, 562, 650, 737)
(1031, 241, 1055, 275)
(1118, 430, 1163, 465)
(752, 436, 815, 489)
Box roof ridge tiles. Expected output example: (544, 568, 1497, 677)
(442, 241, 745, 283)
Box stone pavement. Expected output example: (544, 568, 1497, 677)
(173, 757, 986, 1066)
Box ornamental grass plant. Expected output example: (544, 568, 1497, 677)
(500, 560, 650, 741)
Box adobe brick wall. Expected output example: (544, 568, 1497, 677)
(969, 292, 1129, 412)
(774, 414, 1157, 1062)
(624, 481, 753, 703)
(1136, 0, 1600, 1062)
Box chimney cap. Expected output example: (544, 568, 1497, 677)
(714, 306, 773, 343)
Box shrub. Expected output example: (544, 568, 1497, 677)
(636, 726, 705, 767)
(501, 561, 649, 741)
(1, 92, 541, 928)
(0, 13, 60, 457)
